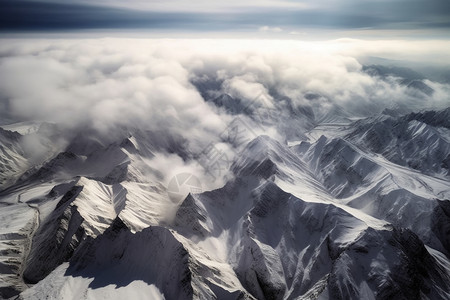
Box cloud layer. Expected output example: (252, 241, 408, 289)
(0, 38, 449, 187)
(1, 38, 449, 131)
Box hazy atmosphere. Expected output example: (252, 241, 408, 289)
(1, 1, 449, 300)
(1, 38, 449, 186)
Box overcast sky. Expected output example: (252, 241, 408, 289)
(1, 0, 449, 37)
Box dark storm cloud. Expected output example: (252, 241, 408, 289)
(1, 0, 449, 31)
(338, 0, 450, 28)
(0, 0, 216, 30)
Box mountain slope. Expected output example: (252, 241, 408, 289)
(0, 108, 449, 299)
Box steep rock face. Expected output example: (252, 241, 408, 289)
(20, 143, 129, 186)
(344, 180, 450, 256)
(296, 129, 450, 257)
(23, 185, 85, 283)
(170, 132, 450, 299)
(20, 217, 254, 300)
(402, 107, 450, 130)
(174, 193, 210, 237)
(347, 111, 450, 178)
(0, 123, 66, 192)
(23, 177, 119, 283)
(228, 181, 366, 299)
(431, 200, 450, 255)
(18, 151, 84, 184)
(327, 227, 450, 300)
(232, 135, 312, 183)
(0, 203, 36, 298)
(0, 128, 27, 190)
(173, 176, 450, 300)
(296, 136, 385, 198)
(65, 218, 196, 300)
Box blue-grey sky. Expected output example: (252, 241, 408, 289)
(0, 0, 450, 36)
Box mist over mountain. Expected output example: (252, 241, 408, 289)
(0, 38, 449, 299)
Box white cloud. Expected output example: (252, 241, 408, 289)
(1, 39, 448, 125)
(0, 38, 449, 187)
(289, 31, 306, 35)
(259, 26, 283, 33)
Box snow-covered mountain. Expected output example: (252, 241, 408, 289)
(0, 105, 449, 299)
